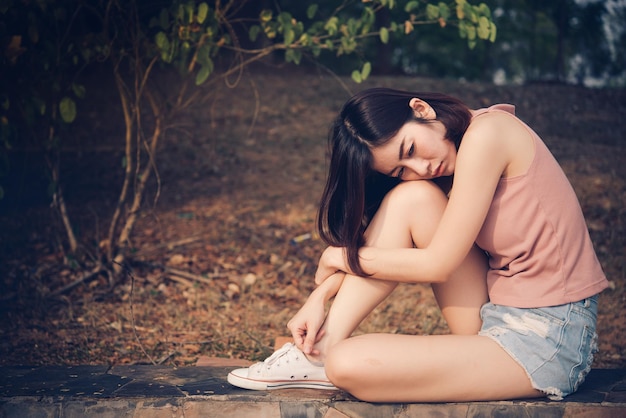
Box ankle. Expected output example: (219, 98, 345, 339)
(304, 351, 325, 366)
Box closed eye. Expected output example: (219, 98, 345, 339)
(394, 143, 414, 179)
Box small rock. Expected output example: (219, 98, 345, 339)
(243, 273, 257, 286)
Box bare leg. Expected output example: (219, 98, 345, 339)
(325, 333, 541, 402)
(312, 180, 488, 358)
(317, 182, 541, 401)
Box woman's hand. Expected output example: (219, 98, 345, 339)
(287, 295, 327, 355)
(288, 272, 345, 356)
(314, 246, 348, 285)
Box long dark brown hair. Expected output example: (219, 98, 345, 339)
(317, 88, 471, 276)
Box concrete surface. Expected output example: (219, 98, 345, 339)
(0, 360, 624, 417)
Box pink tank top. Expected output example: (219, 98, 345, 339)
(474, 105, 608, 308)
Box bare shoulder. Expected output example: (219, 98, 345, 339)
(463, 110, 534, 177)
(465, 110, 526, 141)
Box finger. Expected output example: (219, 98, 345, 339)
(293, 334, 305, 350)
(314, 269, 324, 285)
(302, 330, 317, 355)
(308, 347, 321, 356)
(288, 326, 306, 350)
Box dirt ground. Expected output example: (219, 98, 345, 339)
(0, 68, 624, 369)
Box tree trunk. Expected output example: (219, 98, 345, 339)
(46, 107, 78, 255)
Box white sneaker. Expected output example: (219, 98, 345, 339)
(227, 343, 337, 390)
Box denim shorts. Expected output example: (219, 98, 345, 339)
(478, 295, 599, 400)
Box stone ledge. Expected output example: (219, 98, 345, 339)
(0, 365, 624, 417)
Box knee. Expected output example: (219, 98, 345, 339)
(382, 180, 446, 212)
(324, 340, 362, 390)
(324, 338, 385, 401)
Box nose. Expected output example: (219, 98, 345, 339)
(403, 159, 431, 180)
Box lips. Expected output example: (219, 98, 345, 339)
(432, 162, 443, 178)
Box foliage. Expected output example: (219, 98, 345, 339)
(395, 0, 625, 84)
(0, 0, 104, 252)
(0, 0, 495, 289)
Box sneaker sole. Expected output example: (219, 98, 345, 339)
(227, 370, 337, 391)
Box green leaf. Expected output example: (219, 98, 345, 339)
(205, 57, 214, 74)
(155, 31, 169, 51)
(439, 3, 451, 21)
(59, 97, 76, 123)
(379, 27, 389, 44)
(306, 4, 318, 19)
(489, 22, 497, 42)
(467, 24, 476, 40)
(324, 17, 339, 35)
(264, 22, 277, 39)
(197, 3, 209, 24)
(277, 12, 293, 27)
(458, 21, 467, 39)
(361, 62, 371, 80)
(340, 36, 357, 54)
(284, 28, 295, 46)
(346, 18, 359, 36)
(351, 69, 362, 83)
(405, 1, 419, 13)
(361, 7, 375, 32)
(249, 25, 260, 42)
(185, 3, 194, 23)
(477, 16, 490, 39)
(299, 33, 311, 46)
(468, 4, 478, 23)
(478, 3, 491, 18)
(197, 44, 211, 66)
(260, 9, 272, 23)
(285, 48, 302, 64)
(456, 0, 466, 19)
(195, 65, 210, 85)
(71, 83, 86, 99)
(426, 4, 439, 20)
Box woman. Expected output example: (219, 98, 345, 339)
(227, 88, 608, 402)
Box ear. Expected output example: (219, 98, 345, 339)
(409, 98, 436, 120)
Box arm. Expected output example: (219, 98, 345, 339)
(316, 112, 526, 284)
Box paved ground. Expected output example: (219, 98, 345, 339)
(0, 360, 624, 417)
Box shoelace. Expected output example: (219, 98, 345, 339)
(263, 343, 300, 368)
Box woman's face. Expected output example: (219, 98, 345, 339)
(370, 118, 457, 181)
